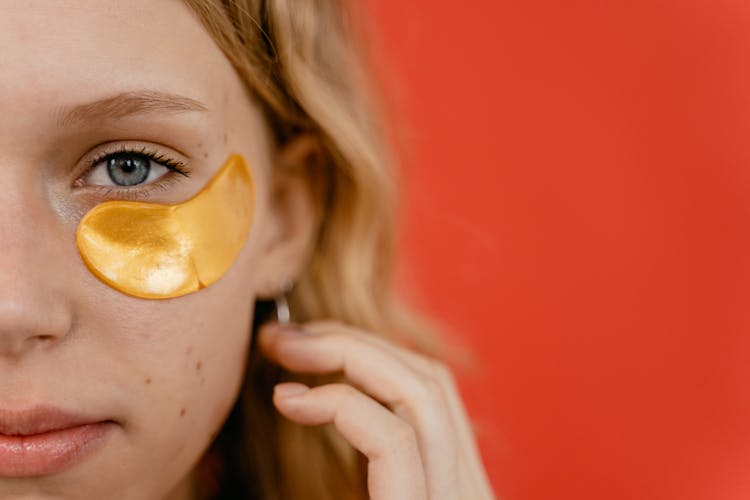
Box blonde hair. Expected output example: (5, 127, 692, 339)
(182, 1, 436, 499)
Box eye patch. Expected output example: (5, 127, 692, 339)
(76, 154, 255, 299)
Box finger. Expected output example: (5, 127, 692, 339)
(430, 362, 497, 499)
(259, 322, 459, 500)
(297, 321, 496, 499)
(273, 382, 428, 500)
(301, 323, 480, 461)
(358, 336, 493, 495)
(260, 323, 442, 420)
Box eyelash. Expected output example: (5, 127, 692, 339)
(81, 146, 192, 200)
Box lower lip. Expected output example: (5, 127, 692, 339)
(0, 422, 114, 477)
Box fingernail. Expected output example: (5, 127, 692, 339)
(274, 383, 309, 398)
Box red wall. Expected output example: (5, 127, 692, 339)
(370, 1, 750, 498)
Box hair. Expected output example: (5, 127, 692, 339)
(181, 1, 437, 499)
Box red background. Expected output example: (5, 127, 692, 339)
(368, 1, 750, 499)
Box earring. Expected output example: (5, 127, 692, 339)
(273, 279, 294, 324)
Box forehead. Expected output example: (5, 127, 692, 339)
(0, 0, 232, 117)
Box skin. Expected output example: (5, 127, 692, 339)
(0, 1, 495, 499)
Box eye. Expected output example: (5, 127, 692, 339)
(85, 151, 185, 187)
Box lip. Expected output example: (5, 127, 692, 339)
(0, 406, 115, 477)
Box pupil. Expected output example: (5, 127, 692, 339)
(121, 160, 136, 173)
(107, 154, 150, 186)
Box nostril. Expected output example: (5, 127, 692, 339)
(0, 298, 73, 355)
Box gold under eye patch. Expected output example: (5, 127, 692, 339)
(76, 154, 255, 299)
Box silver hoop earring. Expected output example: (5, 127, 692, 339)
(273, 280, 294, 324)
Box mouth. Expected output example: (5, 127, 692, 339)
(0, 406, 116, 477)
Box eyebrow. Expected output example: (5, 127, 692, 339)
(56, 90, 208, 127)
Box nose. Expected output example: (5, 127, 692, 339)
(0, 185, 73, 357)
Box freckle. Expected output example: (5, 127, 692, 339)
(180, 408, 186, 417)
(196, 360, 202, 372)
(223, 132, 228, 144)
(144, 377, 151, 385)
(186, 346, 193, 355)
(200, 376, 206, 385)
(203, 152, 209, 159)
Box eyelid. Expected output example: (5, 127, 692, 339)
(85, 145, 191, 176)
(74, 145, 191, 184)
(73, 144, 193, 200)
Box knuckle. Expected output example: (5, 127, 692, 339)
(426, 357, 445, 374)
(393, 364, 453, 420)
(397, 377, 444, 417)
(421, 360, 453, 396)
(386, 419, 418, 451)
(430, 359, 455, 384)
(418, 376, 444, 403)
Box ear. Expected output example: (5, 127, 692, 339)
(255, 133, 327, 299)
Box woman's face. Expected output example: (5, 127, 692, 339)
(0, 1, 306, 497)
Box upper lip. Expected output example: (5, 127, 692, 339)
(0, 406, 105, 436)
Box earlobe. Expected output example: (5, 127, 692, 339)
(255, 133, 328, 300)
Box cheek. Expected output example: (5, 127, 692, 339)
(97, 265, 257, 484)
(61, 189, 269, 496)
(61, 101, 276, 490)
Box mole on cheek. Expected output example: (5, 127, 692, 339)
(180, 408, 186, 417)
(196, 360, 202, 372)
(144, 377, 152, 385)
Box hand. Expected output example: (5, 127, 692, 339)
(258, 321, 497, 500)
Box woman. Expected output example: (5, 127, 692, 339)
(0, 1, 495, 498)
